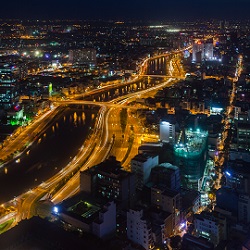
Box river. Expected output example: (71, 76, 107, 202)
(0, 105, 99, 203)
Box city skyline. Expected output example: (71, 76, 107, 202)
(1, 0, 250, 20)
(0, 7, 250, 248)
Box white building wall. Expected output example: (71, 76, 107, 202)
(127, 209, 153, 250)
(160, 121, 175, 144)
(204, 43, 213, 60)
(192, 195, 201, 213)
(192, 42, 204, 62)
(92, 201, 116, 239)
(131, 155, 159, 190)
(194, 214, 226, 246)
(195, 218, 219, 245)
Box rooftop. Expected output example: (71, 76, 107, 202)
(131, 153, 158, 163)
(175, 128, 208, 157)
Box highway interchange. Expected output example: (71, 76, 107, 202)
(0, 48, 185, 232)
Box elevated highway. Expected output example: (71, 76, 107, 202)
(0, 45, 190, 231)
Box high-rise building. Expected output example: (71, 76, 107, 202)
(0, 63, 20, 110)
(80, 156, 135, 210)
(233, 103, 250, 150)
(216, 187, 239, 217)
(204, 41, 214, 60)
(150, 163, 180, 191)
(192, 39, 213, 62)
(58, 194, 116, 240)
(182, 234, 214, 250)
(174, 128, 208, 190)
(192, 40, 204, 63)
(237, 122, 250, 150)
(159, 120, 175, 144)
(69, 48, 96, 65)
(131, 153, 159, 190)
(127, 207, 174, 249)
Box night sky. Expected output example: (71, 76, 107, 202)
(1, 0, 250, 20)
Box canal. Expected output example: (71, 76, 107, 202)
(0, 105, 99, 203)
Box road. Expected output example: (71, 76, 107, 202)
(0, 106, 61, 163)
(51, 78, 177, 205)
(0, 46, 186, 229)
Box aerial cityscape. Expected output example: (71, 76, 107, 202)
(0, 1, 250, 250)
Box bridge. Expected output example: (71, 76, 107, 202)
(56, 99, 140, 109)
(139, 74, 185, 80)
(82, 76, 163, 102)
(140, 47, 191, 76)
(78, 47, 190, 102)
(0, 46, 191, 231)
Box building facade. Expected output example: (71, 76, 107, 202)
(174, 128, 208, 190)
(127, 209, 154, 250)
(131, 153, 159, 190)
(194, 211, 227, 247)
(159, 120, 175, 144)
(150, 163, 180, 191)
(192, 40, 204, 63)
(80, 156, 135, 210)
(59, 199, 116, 240)
(151, 185, 181, 234)
(0, 63, 20, 110)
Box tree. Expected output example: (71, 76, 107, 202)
(120, 108, 127, 133)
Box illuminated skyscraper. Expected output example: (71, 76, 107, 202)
(192, 40, 213, 62)
(0, 63, 20, 110)
(192, 40, 204, 63)
(174, 128, 208, 190)
(204, 39, 213, 60)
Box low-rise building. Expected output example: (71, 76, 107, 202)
(194, 211, 227, 246)
(151, 185, 181, 233)
(127, 207, 173, 250)
(127, 208, 154, 250)
(57, 194, 116, 240)
(182, 234, 214, 250)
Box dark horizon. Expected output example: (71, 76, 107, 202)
(1, 0, 250, 21)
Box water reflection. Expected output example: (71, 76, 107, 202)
(0, 106, 99, 203)
(73, 112, 77, 126)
